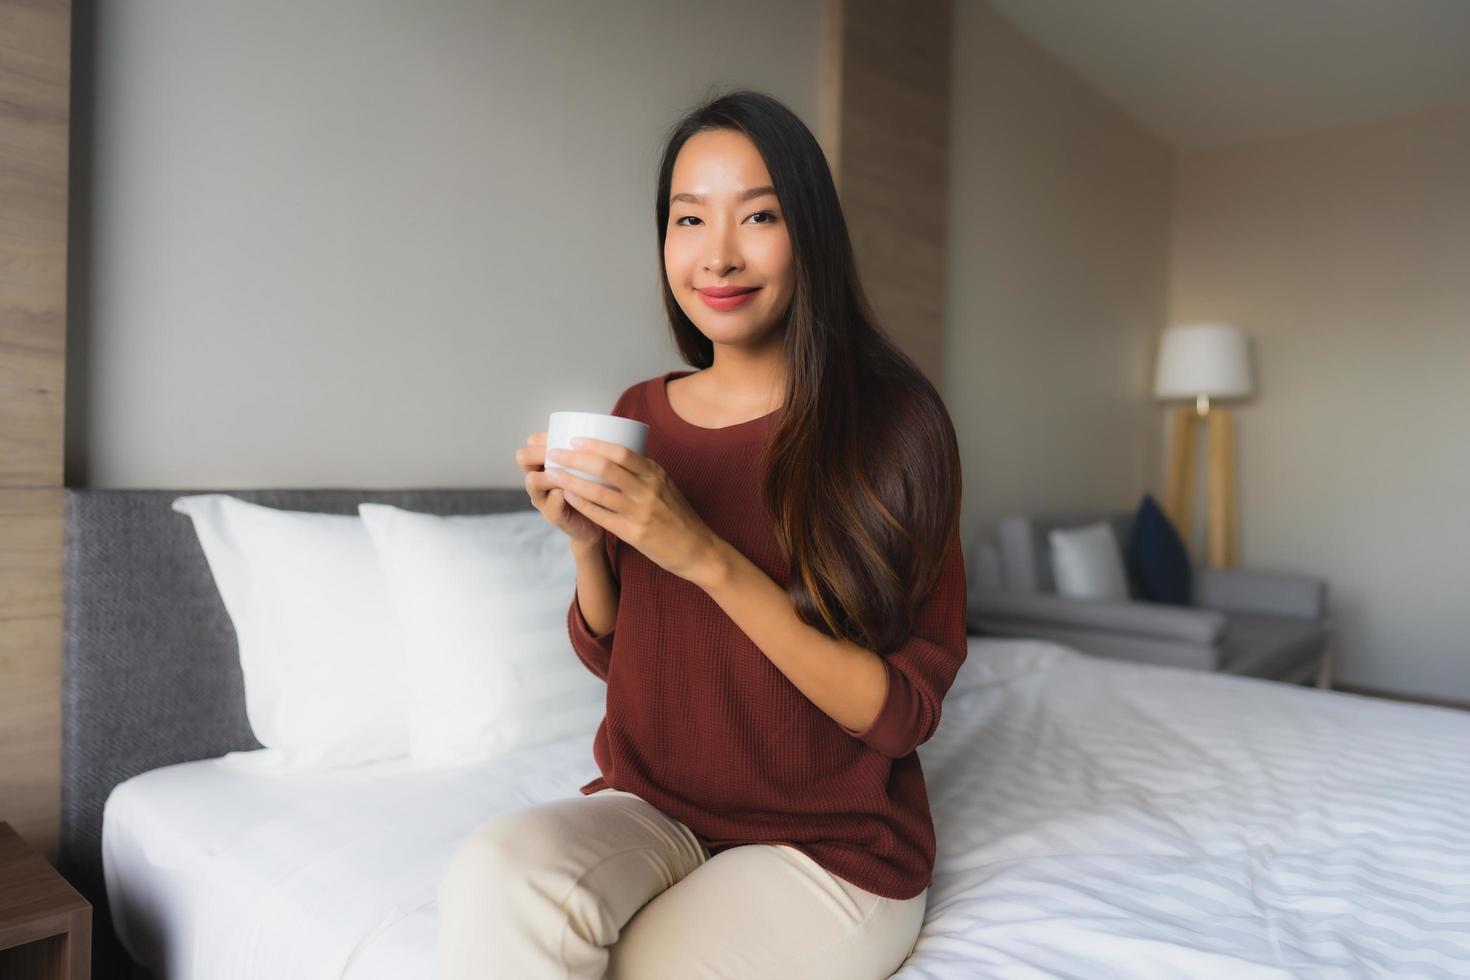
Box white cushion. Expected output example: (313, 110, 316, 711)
(357, 504, 606, 768)
(170, 494, 412, 770)
(1048, 522, 1130, 601)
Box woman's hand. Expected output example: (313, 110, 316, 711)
(515, 431, 603, 548)
(543, 437, 725, 584)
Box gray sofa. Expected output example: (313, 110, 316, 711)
(967, 510, 1332, 686)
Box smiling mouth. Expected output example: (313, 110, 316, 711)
(695, 287, 761, 310)
(696, 287, 760, 297)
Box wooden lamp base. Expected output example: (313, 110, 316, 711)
(1163, 405, 1239, 568)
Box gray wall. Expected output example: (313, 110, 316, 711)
(945, 1, 1172, 550)
(69, 0, 823, 488)
(1170, 101, 1470, 701)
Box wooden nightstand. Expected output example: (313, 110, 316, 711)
(0, 822, 91, 979)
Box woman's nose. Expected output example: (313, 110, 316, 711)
(704, 222, 742, 274)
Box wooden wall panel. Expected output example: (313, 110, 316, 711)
(822, 0, 952, 391)
(0, 0, 71, 860)
(0, 490, 64, 856)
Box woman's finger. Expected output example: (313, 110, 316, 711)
(565, 438, 653, 479)
(524, 469, 551, 503)
(545, 449, 637, 496)
(545, 469, 622, 513)
(514, 445, 546, 474)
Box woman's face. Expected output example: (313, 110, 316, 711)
(664, 129, 795, 349)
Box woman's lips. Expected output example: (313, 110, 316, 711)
(696, 287, 761, 311)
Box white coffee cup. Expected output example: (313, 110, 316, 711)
(545, 412, 651, 489)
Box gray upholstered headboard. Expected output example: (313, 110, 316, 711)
(59, 487, 531, 977)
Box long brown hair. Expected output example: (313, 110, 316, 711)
(654, 89, 963, 655)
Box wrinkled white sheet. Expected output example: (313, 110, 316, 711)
(102, 638, 1470, 978)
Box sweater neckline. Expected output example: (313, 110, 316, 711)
(649, 370, 781, 448)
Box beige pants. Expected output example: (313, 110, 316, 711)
(435, 786, 927, 980)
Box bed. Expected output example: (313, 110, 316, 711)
(61, 489, 1470, 979)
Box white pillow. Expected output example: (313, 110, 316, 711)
(356, 504, 606, 768)
(1048, 522, 1130, 601)
(170, 494, 412, 770)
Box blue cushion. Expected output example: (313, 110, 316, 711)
(1125, 494, 1191, 605)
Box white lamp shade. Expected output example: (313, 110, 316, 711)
(1153, 323, 1253, 400)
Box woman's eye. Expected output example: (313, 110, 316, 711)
(673, 211, 776, 226)
(749, 211, 776, 224)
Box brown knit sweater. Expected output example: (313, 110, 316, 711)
(567, 369, 968, 900)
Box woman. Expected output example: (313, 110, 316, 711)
(438, 89, 967, 980)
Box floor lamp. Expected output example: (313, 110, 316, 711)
(1153, 323, 1254, 569)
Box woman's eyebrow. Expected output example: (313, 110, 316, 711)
(670, 185, 777, 206)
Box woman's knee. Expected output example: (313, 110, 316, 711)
(440, 809, 559, 894)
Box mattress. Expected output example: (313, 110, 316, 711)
(102, 637, 1470, 979)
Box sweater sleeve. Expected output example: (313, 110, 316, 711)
(567, 542, 617, 681)
(564, 384, 635, 682)
(838, 529, 968, 759)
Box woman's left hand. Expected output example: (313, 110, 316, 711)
(545, 438, 725, 585)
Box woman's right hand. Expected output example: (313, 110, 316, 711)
(516, 431, 604, 548)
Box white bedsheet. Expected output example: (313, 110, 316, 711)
(102, 638, 1470, 979)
